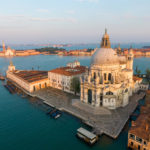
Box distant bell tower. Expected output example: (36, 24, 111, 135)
(117, 44, 122, 55)
(8, 61, 15, 72)
(2, 41, 6, 53)
(101, 29, 111, 48)
(127, 47, 134, 70)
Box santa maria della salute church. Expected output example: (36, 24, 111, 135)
(80, 29, 141, 109)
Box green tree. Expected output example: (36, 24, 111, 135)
(70, 77, 80, 95)
(146, 68, 150, 79)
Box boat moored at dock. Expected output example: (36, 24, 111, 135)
(47, 108, 62, 119)
(76, 127, 98, 145)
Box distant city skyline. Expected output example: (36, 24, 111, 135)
(0, 0, 150, 44)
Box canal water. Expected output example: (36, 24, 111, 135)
(0, 55, 149, 150)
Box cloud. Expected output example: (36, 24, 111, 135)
(36, 9, 50, 13)
(30, 17, 77, 23)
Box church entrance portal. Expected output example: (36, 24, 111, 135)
(100, 93, 103, 106)
(88, 89, 92, 104)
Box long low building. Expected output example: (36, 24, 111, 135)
(6, 61, 87, 94)
(6, 62, 49, 93)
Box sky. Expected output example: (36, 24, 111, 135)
(0, 0, 150, 44)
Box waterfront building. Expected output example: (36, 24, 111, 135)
(0, 41, 41, 57)
(2, 41, 6, 53)
(0, 41, 16, 57)
(48, 61, 87, 93)
(80, 29, 142, 109)
(128, 91, 150, 150)
(5, 46, 16, 56)
(6, 62, 49, 92)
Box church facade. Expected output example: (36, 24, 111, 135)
(80, 30, 139, 109)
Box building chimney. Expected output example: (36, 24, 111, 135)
(131, 121, 136, 127)
(146, 123, 149, 131)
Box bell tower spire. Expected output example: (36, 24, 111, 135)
(2, 41, 6, 53)
(101, 29, 111, 48)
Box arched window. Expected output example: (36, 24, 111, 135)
(106, 91, 113, 95)
(45, 83, 47, 87)
(108, 73, 111, 81)
(94, 72, 96, 79)
(39, 84, 41, 89)
(125, 88, 128, 93)
(104, 73, 107, 80)
(100, 76, 103, 84)
(33, 86, 36, 92)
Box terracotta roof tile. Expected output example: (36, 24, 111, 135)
(49, 66, 87, 76)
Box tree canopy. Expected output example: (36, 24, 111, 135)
(70, 77, 80, 95)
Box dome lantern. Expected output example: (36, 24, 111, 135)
(100, 28, 111, 48)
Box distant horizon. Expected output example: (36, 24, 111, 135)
(0, 0, 150, 44)
(1, 42, 150, 46)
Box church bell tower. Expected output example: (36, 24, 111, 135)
(127, 48, 134, 70)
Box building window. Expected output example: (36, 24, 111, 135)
(39, 84, 41, 89)
(104, 73, 107, 80)
(136, 137, 142, 143)
(138, 145, 140, 150)
(129, 134, 135, 140)
(108, 73, 111, 81)
(33, 86, 36, 91)
(131, 142, 133, 146)
(45, 83, 47, 87)
(106, 91, 113, 95)
(144, 141, 147, 146)
(94, 72, 96, 79)
(125, 88, 128, 93)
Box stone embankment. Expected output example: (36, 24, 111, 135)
(7, 80, 146, 138)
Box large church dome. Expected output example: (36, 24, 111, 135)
(91, 29, 119, 66)
(91, 47, 119, 65)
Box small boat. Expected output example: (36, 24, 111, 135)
(76, 127, 98, 145)
(50, 110, 61, 119)
(47, 108, 62, 119)
(52, 111, 61, 119)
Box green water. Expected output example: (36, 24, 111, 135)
(0, 55, 149, 150)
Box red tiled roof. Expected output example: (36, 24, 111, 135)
(49, 66, 87, 76)
(129, 113, 150, 140)
(133, 76, 142, 82)
(13, 70, 48, 83)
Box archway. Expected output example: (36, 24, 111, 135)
(108, 73, 111, 81)
(100, 93, 103, 106)
(88, 89, 92, 104)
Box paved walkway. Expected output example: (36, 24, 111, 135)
(32, 87, 145, 139)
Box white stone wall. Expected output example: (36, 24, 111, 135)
(7, 71, 49, 93)
(48, 72, 71, 92)
(103, 97, 116, 109)
(140, 84, 149, 91)
(7, 71, 31, 92)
